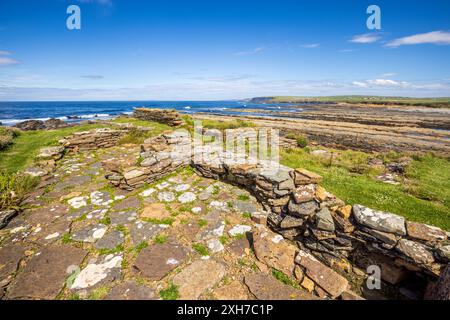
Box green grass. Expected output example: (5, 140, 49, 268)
(0, 123, 107, 173)
(142, 217, 175, 225)
(0, 170, 39, 210)
(281, 147, 450, 230)
(271, 269, 300, 288)
(160, 283, 179, 300)
(192, 243, 209, 256)
(182, 115, 255, 131)
(197, 219, 208, 227)
(154, 234, 168, 244)
(285, 133, 309, 148)
(238, 194, 250, 201)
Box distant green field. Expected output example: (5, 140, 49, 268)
(250, 95, 450, 108)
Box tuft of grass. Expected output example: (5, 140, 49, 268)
(238, 194, 250, 201)
(97, 244, 124, 255)
(271, 269, 300, 288)
(192, 243, 209, 256)
(285, 133, 309, 148)
(197, 219, 208, 227)
(160, 283, 179, 300)
(242, 212, 252, 219)
(154, 234, 167, 244)
(0, 127, 20, 151)
(61, 233, 72, 244)
(0, 170, 39, 210)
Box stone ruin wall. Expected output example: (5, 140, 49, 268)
(16, 127, 449, 300)
(100, 130, 450, 300)
(133, 107, 183, 127)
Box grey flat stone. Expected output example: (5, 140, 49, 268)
(353, 205, 406, 235)
(94, 230, 124, 250)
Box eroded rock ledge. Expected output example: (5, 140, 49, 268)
(133, 108, 183, 126)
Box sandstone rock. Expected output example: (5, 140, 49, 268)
(207, 238, 224, 253)
(134, 108, 183, 126)
(0, 244, 27, 279)
(36, 146, 65, 160)
(292, 168, 322, 185)
(7, 245, 87, 299)
(301, 275, 315, 292)
(315, 186, 327, 202)
(353, 205, 406, 235)
(70, 254, 122, 291)
(105, 281, 157, 300)
(213, 280, 249, 300)
(396, 239, 435, 265)
(288, 199, 319, 217)
(252, 227, 297, 276)
(178, 192, 196, 203)
(44, 118, 68, 129)
(133, 241, 188, 280)
(337, 205, 352, 219)
(251, 211, 268, 225)
(280, 215, 304, 229)
(67, 196, 89, 209)
(112, 196, 141, 211)
(314, 207, 335, 232)
(94, 230, 124, 250)
(292, 184, 316, 204)
(295, 250, 348, 297)
(173, 259, 226, 299)
(72, 224, 108, 243)
(141, 203, 171, 220)
(110, 210, 138, 225)
(157, 191, 176, 202)
(406, 221, 447, 243)
(331, 212, 355, 233)
(129, 221, 164, 244)
(227, 237, 251, 257)
(245, 273, 317, 300)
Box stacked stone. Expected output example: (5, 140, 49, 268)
(61, 128, 128, 151)
(103, 131, 191, 190)
(133, 108, 183, 126)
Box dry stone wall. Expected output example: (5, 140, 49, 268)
(60, 128, 128, 151)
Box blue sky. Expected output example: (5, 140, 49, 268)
(0, 0, 450, 100)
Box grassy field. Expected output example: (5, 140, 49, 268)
(281, 147, 450, 230)
(251, 95, 450, 108)
(0, 118, 171, 173)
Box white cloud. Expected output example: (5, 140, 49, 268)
(339, 49, 356, 53)
(386, 30, 450, 47)
(0, 56, 19, 66)
(380, 73, 396, 78)
(234, 47, 265, 56)
(301, 43, 320, 48)
(0, 50, 11, 55)
(350, 33, 381, 44)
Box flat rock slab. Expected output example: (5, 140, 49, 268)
(129, 221, 164, 244)
(227, 237, 251, 257)
(90, 191, 113, 206)
(34, 219, 71, 244)
(105, 281, 157, 300)
(110, 210, 138, 225)
(252, 227, 297, 276)
(295, 250, 348, 298)
(134, 241, 188, 280)
(0, 244, 27, 279)
(396, 239, 435, 265)
(173, 259, 226, 300)
(245, 273, 317, 300)
(233, 200, 259, 214)
(24, 204, 69, 226)
(112, 196, 141, 211)
(141, 203, 171, 220)
(353, 205, 406, 235)
(7, 245, 87, 299)
(94, 230, 124, 250)
(71, 224, 108, 243)
(406, 221, 447, 243)
(213, 280, 249, 300)
(70, 254, 123, 291)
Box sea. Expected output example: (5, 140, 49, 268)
(0, 100, 302, 126)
